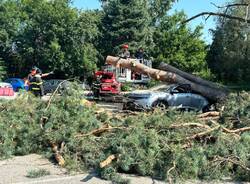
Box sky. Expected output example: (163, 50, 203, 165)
(72, 0, 228, 43)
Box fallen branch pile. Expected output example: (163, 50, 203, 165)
(0, 86, 249, 183)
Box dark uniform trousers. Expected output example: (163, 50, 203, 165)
(29, 75, 44, 97)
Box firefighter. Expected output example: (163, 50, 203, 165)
(25, 67, 53, 97)
(92, 73, 101, 98)
(119, 44, 130, 59)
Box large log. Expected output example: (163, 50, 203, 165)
(159, 62, 226, 90)
(106, 56, 228, 102)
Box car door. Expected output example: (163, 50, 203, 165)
(170, 84, 191, 108)
(188, 94, 208, 111)
(6, 79, 17, 91)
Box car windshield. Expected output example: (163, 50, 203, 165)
(156, 85, 173, 92)
(155, 84, 191, 93)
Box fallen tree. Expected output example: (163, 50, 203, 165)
(106, 56, 228, 102)
(159, 62, 225, 90)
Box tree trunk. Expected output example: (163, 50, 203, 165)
(106, 56, 228, 102)
(159, 62, 227, 90)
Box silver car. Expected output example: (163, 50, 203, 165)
(43, 79, 71, 94)
(123, 84, 210, 112)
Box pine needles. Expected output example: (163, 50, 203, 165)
(0, 87, 250, 183)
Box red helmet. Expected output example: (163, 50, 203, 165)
(122, 44, 129, 49)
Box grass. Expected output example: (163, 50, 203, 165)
(26, 168, 50, 178)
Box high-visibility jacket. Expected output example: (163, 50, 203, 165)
(29, 74, 43, 91)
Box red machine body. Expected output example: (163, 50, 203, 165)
(94, 71, 121, 95)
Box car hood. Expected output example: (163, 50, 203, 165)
(127, 91, 167, 98)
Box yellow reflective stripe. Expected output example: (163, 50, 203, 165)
(31, 88, 40, 90)
(30, 82, 43, 85)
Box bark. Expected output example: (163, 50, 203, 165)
(50, 142, 65, 166)
(106, 56, 228, 102)
(159, 62, 226, 90)
(197, 111, 220, 118)
(100, 155, 116, 168)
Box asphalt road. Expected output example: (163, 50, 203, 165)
(0, 154, 166, 184)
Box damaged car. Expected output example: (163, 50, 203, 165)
(123, 84, 210, 112)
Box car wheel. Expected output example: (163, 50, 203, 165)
(152, 101, 168, 110)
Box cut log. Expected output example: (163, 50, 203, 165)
(106, 56, 228, 102)
(100, 155, 116, 168)
(50, 142, 65, 166)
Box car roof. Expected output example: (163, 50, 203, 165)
(6, 78, 23, 81)
(0, 82, 12, 87)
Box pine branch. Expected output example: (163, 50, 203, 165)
(170, 123, 211, 130)
(210, 120, 250, 135)
(197, 111, 220, 118)
(185, 125, 220, 140)
(213, 155, 250, 172)
(167, 161, 176, 184)
(74, 124, 131, 138)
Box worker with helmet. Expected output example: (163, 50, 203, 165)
(25, 66, 53, 97)
(119, 44, 130, 59)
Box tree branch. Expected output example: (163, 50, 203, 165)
(210, 3, 249, 9)
(182, 12, 250, 24)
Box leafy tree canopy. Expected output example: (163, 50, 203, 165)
(152, 12, 210, 78)
(207, 0, 250, 83)
(0, 0, 101, 78)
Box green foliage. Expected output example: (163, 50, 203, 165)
(152, 12, 209, 76)
(121, 83, 132, 91)
(207, 0, 250, 83)
(0, 58, 6, 80)
(0, 0, 101, 78)
(1, 89, 250, 182)
(147, 0, 176, 22)
(26, 168, 50, 178)
(101, 0, 153, 57)
(146, 79, 160, 88)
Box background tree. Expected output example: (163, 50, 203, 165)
(100, 0, 153, 58)
(152, 12, 211, 79)
(99, 0, 175, 21)
(207, 0, 250, 83)
(0, 0, 22, 77)
(0, 58, 6, 80)
(0, 0, 101, 78)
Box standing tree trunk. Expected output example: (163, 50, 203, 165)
(106, 56, 228, 102)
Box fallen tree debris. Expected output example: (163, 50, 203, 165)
(0, 87, 249, 183)
(50, 142, 65, 166)
(74, 124, 130, 138)
(100, 155, 116, 168)
(106, 56, 228, 102)
(212, 155, 250, 172)
(159, 62, 225, 90)
(170, 122, 211, 130)
(185, 125, 220, 140)
(197, 111, 220, 118)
